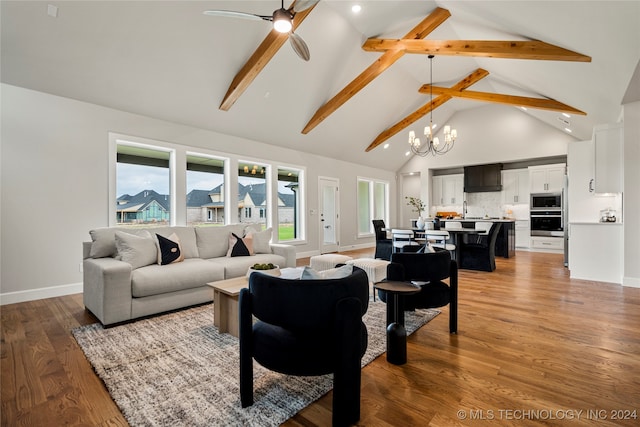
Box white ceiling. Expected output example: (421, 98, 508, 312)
(2, 1, 639, 171)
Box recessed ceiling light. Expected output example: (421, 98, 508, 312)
(405, 151, 410, 156)
(383, 143, 389, 149)
(351, 5, 362, 13)
(564, 128, 572, 133)
(562, 113, 571, 118)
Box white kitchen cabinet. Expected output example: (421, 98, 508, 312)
(593, 123, 623, 193)
(515, 220, 530, 248)
(530, 236, 563, 252)
(569, 223, 623, 284)
(502, 169, 530, 204)
(567, 140, 622, 223)
(432, 174, 463, 206)
(529, 164, 566, 193)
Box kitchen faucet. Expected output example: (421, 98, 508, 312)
(463, 200, 468, 219)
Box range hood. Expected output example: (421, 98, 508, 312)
(464, 163, 503, 192)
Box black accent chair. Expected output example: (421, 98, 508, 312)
(239, 268, 369, 427)
(378, 250, 458, 334)
(459, 222, 502, 272)
(372, 219, 393, 261)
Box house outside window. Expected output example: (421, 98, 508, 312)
(186, 154, 225, 226)
(115, 143, 172, 227)
(238, 162, 268, 229)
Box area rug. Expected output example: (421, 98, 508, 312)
(72, 300, 438, 427)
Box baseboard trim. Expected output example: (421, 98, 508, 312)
(0, 282, 83, 306)
(623, 276, 640, 288)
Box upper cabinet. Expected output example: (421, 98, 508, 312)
(593, 123, 623, 193)
(529, 164, 566, 193)
(502, 169, 530, 204)
(432, 174, 463, 206)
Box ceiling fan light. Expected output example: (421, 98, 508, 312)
(273, 8, 292, 33)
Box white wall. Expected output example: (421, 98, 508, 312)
(623, 101, 640, 287)
(0, 84, 395, 302)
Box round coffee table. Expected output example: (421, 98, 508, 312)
(373, 280, 422, 365)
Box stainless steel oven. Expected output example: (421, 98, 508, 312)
(531, 210, 564, 236)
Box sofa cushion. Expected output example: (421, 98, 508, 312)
(196, 224, 244, 259)
(115, 231, 157, 270)
(131, 258, 225, 298)
(89, 227, 151, 258)
(149, 226, 199, 259)
(155, 233, 185, 265)
(208, 253, 286, 279)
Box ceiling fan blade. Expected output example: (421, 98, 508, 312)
(289, 32, 310, 61)
(292, 0, 320, 13)
(203, 10, 271, 22)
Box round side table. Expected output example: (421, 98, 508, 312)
(373, 280, 421, 365)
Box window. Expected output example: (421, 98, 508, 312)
(238, 162, 268, 228)
(277, 167, 303, 241)
(357, 178, 389, 237)
(115, 143, 172, 227)
(186, 154, 225, 226)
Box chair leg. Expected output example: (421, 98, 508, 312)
(333, 298, 362, 426)
(239, 290, 254, 407)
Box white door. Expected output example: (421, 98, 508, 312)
(319, 177, 340, 253)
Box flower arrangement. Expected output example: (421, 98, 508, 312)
(405, 196, 426, 216)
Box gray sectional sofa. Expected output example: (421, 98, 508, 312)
(82, 223, 296, 326)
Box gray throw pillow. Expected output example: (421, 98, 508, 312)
(115, 230, 157, 270)
(250, 227, 272, 254)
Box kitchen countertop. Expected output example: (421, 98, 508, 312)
(436, 218, 516, 222)
(570, 221, 623, 226)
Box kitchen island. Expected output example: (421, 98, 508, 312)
(438, 218, 516, 258)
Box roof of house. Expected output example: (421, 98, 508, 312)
(182, 184, 295, 209)
(116, 190, 170, 212)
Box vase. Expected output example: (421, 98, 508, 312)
(416, 216, 425, 229)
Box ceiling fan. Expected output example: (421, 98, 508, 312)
(203, 0, 318, 61)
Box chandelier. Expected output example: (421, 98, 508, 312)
(408, 55, 457, 156)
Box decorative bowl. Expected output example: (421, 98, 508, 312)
(246, 264, 280, 278)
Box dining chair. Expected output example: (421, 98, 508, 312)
(459, 222, 502, 271)
(372, 219, 392, 260)
(391, 229, 419, 253)
(444, 221, 463, 230)
(472, 221, 493, 243)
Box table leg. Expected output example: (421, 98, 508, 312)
(386, 293, 407, 365)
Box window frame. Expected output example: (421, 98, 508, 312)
(356, 176, 390, 238)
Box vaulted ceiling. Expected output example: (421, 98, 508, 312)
(2, 1, 639, 171)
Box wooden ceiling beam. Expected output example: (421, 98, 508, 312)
(301, 7, 452, 134)
(219, 1, 317, 111)
(362, 39, 591, 62)
(365, 68, 489, 152)
(420, 85, 586, 115)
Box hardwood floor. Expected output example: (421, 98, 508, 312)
(2, 250, 639, 426)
